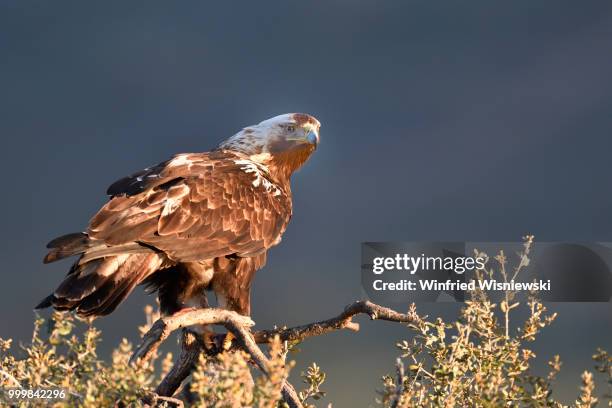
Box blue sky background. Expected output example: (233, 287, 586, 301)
(1, 1, 611, 405)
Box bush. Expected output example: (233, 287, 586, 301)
(1, 237, 610, 407)
(378, 237, 611, 408)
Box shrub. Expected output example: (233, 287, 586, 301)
(1, 237, 609, 407)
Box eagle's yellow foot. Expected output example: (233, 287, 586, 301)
(222, 332, 235, 351)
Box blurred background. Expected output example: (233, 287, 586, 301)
(1, 1, 611, 405)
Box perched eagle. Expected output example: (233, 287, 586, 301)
(37, 113, 320, 327)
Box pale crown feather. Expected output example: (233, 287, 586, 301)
(218, 113, 316, 160)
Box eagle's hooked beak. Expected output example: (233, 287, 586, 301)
(306, 129, 319, 149)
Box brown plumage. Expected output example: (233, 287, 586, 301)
(37, 113, 320, 321)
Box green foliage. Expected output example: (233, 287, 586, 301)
(0, 237, 609, 407)
(378, 237, 611, 408)
(1, 312, 153, 407)
(299, 363, 326, 407)
(0, 311, 309, 408)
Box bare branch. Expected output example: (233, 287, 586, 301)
(132, 307, 302, 407)
(132, 300, 417, 408)
(250, 300, 417, 345)
(281, 381, 303, 408)
(130, 308, 254, 365)
(142, 392, 185, 408)
(390, 358, 405, 408)
(155, 330, 202, 398)
(142, 393, 185, 408)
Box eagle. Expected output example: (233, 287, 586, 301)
(37, 113, 320, 335)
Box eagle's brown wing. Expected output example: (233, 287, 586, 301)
(88, 151, 292, 262)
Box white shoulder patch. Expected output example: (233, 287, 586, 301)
(234, 159, 282, 196)
(168, 154, 193, 168)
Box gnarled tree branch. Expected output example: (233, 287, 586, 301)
(249, 300, 419, 344)
(131, 300, 417, 408)
(155, 330, 202, 398)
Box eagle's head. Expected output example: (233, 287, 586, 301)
(220, 113, 320, 180)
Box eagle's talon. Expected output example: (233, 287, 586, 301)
(222, 332, 235, 351)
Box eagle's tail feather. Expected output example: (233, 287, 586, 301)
(44, 232, 93, 264)
(36, 252, 163, 318)
(44, 232, 153, 264)
(34, 294, 54, 310)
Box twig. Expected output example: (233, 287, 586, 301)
(44, 379, 83, 399)
(0, 368, 22, 388)
(391, 358, 405, 408)
(281, 381, 303, 408)
(142, 392, 185, 408)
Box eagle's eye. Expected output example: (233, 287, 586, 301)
(286, 124, 296, 132)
